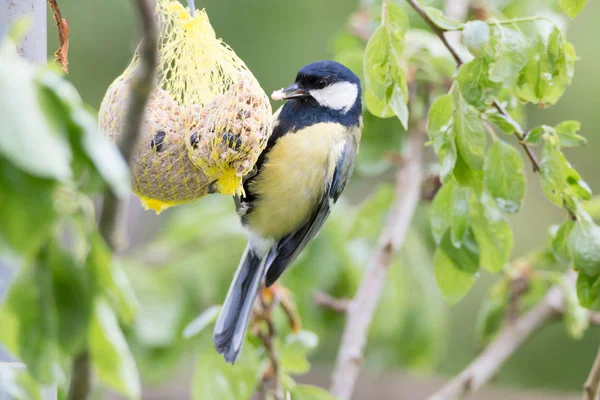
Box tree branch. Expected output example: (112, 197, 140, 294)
(67, 1, 157, 399)
(255, 286, 283, 400)
(98, 0, 158, 249)
(405, 0, 541, 172)
(313, 292, 350, 313)
(584, 346, 600, 400)
(329, 129, 424, 400)
(428, 272, 577, 400)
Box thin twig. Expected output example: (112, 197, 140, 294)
(98, 0, 158, 249)
(584, 346, 600, 400)
(506, 275, 529, 324)
(428, 272, 576, 400)
(66, 352, 90, 400)
(313, 292, 351, 313)
(421, 174, 442, 202)
(67, 1, 157, 399)
(278, 289, 302, 333)
(329, 128, 425, 400)
(405, 0, 541, 172)
(256, 287, 283, 400)
(47, 0, 70, 73)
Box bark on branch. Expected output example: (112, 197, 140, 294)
(67, 1, 157, 399)
(329, 130, 424, 400)
(405, 0, 541, 172)
(428, 272, 577, 400)
(583, 346, 600, 400)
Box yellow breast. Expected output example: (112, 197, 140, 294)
(246, 122, 347, 239)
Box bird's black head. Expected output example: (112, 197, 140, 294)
(272, 60, 362, 129)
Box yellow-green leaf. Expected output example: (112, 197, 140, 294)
(363, 3, 410, 128)
(540, 140, 566, 207)
(454, 90, 486, 170)
(484, 140, 526, 213)
(470, 193, 513, 273)
(89, 299, 140, 399)
(559, 0, 588, 18)
(568, 220, 600, 276)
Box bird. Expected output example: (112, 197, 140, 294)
(213, 60, 362, 364)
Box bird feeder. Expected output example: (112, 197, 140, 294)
(99, 0, 272, 213)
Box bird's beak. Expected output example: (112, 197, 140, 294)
(271, 83, 309, 101)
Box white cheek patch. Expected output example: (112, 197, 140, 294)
(309, 82, 358, 114)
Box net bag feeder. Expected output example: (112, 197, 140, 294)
(99, 0, 272, 213)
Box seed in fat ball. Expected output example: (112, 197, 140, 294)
(151, 130, 167, 152)
(222, 131, 242, 151)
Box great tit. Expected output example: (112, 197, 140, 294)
(213, 60, 362, 363)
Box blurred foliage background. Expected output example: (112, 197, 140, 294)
(38, 0, 600, 396)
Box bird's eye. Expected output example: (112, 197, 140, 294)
(315, 79, 328, 89)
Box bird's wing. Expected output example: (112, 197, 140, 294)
(264, 139, 356, 287)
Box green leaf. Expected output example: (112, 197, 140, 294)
(430, 182, 453, 244)
(37, 70, 130, 197)
(453, 152, 484, 192)
(457, 58, 502, 109)
(568, 220, 600, 276)
(525, 126, 545, 145)
(86, 233, 138, 323)
(558, 276, 589, 339)
(427, 94, 453, 153)
(584, 196, 600, 220)
(470, 193, 513, 273)
(348, 184, 394, 239)
(486, 113, 520, 134)
(454, 90, 486, 170)
(289, 384, 337, 400)
(0, 248, 61, 384)
(434, 233, 478, 305)
(540, 140, 566, 207)
(0, 363, 44, 400)
(422, 7, 462, 30)
(576, 273, 600, 310)
(484, 140, 526, 213)
(555, 120, 586, 147)
(192, 342, 261, 400)
(559, 0, 588, 18)
(0, 160, 56, 254)
(427, 93, 466, 181)
(488, 26, 530, 83)
(0, 40, 72, 181)
(476, 279, 509, 344)
(563, 157, 592, 201)
(48, 242, 93, 354)
(552, 219, 575, 264)
(364, 3, 410, 128)
(462, 21, 490, 57)
(440, 229, 480, 274)
(517, 28, 575, 106)
(280, 331, 319, 375)
(450, 186, 470, 247)
(439, 140, 458, 182)
(183, 305, 221, 339)
(89, 299, 140, 399)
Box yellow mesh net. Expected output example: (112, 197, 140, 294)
(99, 0, 272, 213)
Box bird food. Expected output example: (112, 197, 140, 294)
(98, 0, 272, 213)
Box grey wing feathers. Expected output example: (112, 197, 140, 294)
(264, 140, 356, 287)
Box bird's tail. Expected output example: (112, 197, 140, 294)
(213, 246, 268, 363)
